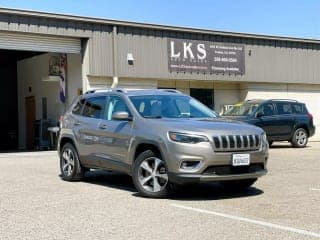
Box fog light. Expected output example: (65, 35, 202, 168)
(180, 161, 201, 170)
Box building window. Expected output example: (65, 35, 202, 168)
(190, 88, 214, 110)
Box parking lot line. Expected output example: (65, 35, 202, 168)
(171, 203, 320, 239)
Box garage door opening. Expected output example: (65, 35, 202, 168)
(0, 31, 84, 151)
(0, 50, 43, 151)
(0, 49, 82, 151)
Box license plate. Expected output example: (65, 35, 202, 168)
(232, 154, 250, 166)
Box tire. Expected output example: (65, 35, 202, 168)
(132, 150, 170, 198)
(60, 143, 85, 181)
(220, 178, 257, 191)
(291, 128, 308, 148)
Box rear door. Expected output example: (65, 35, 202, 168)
(72, 96, 106, 167)
(274, 102, 296, 139)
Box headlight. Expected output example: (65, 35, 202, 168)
(261, 132, 267, 143)
(261, 132, 268, 151)
(168, 132, 209, 144)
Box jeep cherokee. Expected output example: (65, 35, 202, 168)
(58, 89, 268, 198)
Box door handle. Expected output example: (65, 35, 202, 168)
(74, 122, 81, 126)
(99, 124, 107, 129)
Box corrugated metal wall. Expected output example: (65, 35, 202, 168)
(115, 26, 320, 84)
(0, 13, 114, 76)
(117, 26, 168, 79)
(88, 24, 113, 76)
(0, 31, 81, 53)
(1, 12, 320, 84)
(0, 14, 92, 37)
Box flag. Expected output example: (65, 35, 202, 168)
(59, 54, 67, 103)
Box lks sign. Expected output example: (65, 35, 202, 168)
(168, 38, 245, 74)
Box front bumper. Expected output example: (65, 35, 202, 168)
(168, 169, 267, 184)
(163, 138, 268, 184)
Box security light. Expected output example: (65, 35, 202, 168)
(127, 53, 134, 65)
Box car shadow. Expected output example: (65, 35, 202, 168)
(82, 170, 136, 193)
(166, 183, 264, 201)
(79, 170, 264, 201)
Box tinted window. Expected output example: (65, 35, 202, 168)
(72, 98, 85, 115)
(292, 103, 304, 114)
(276, 102, 292, 115)
(131, 99, 151, 117)
(82, 96, 106, 119)
(257, 103, 275, 116)
(104, 96, 131, 120)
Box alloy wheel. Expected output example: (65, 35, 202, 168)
(295, 129, 307, 146)
(62, 148, 75, 176)
(138, 157, 168, 193)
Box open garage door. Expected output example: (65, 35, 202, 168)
(0, 31, 82, 151)
(0, 32, 81, 53)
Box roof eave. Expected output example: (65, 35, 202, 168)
(0, 7, 319, 44)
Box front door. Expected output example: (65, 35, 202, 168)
(25, 96, 36, 150)
(97, 95, 133, 172)
(255, 103, 279, 139)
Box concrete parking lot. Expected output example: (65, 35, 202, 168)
(0, 142, 319, 240)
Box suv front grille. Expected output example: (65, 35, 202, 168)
(213, 135, 260, 152)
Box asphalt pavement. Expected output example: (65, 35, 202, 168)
(0, 142, 319, 240)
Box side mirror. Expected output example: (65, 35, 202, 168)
(256, 112, 263, 118)
(112, 111, 132, 121)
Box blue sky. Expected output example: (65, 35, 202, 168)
(0, 0, 319, 39)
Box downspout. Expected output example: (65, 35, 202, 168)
(111, 25, 118, 88)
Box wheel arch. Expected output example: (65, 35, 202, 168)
(59, 135, 78, 154)
(132, 141, 165, 163)
(293, 124, 309, 137)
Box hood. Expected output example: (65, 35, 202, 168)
(146, 117, 263, 136)
(221, 115, 251, 121)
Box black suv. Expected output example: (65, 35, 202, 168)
(222, 99, 315, 147)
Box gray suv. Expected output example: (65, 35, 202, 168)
(58, 89, 268, 198)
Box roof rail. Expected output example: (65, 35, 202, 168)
(267, 99, 298, 102)
(159, 89, 182, 94)
(246, 99, 299, 103)
(111, 88, 127, 93)
(84, 88, 184, 95)
(246, 99, 264, 102)
(84, 88, 127, 94)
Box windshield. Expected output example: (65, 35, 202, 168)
(129, 95, 217, 119)
(223, 102, 259, 116)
